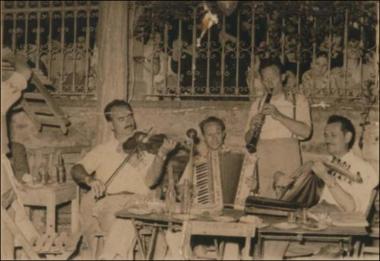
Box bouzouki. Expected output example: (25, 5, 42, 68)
(279, 157, 362, 206)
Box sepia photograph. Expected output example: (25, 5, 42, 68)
(1, 1, 379, 260)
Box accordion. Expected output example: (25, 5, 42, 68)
(190, 150, 244, 214)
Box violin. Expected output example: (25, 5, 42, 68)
(122, 128, 200, 155)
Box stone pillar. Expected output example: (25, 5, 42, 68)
(95, 1, 130, 144)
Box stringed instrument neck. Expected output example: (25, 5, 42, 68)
(288, 157, 362, 186)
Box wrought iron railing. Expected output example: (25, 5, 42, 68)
(133, 1, 379, 101)
(1, 1, 99, 97)
(2, 1, 378, 102)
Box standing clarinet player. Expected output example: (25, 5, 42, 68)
(244, 58, 312, 199)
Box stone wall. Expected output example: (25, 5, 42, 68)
(11, 99, 379, 171)
(9, 98, 379, 232)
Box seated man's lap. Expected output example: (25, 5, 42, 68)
(80, 193, 134, 235)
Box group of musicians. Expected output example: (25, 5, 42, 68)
(68, 58, 378, 260)
(2, 54, 378, 260)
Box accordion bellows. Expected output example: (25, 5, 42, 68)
(191, 150, 244, 214)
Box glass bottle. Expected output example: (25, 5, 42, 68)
(57, 153, 66, 183)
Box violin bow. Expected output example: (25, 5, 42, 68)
(104, 152, 135, 189)
(103, 128, 154, 191)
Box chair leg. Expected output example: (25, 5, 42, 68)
(218, 241, 225, 260)
(1, 205, 40, 260)
(94, 235, 104, 260)
(352, 240, 362, 258)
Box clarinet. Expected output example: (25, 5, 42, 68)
(246, 90, 273, 153)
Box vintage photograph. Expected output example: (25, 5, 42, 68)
(1, 1, 379, 260)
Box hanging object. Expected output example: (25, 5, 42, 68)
(197, 3, 219, 47)
(217, 1, 238, 16)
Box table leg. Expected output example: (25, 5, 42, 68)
(46, 197, 56, 233)
(131, 220, 147, 260)
(71, 197, 79, 234)
(218, 241, 225, 260)
(242, 235, 252, 260)
(181, 221, 193, 260)
(147, 226, 158, 260)
(257, 233, 263, 259)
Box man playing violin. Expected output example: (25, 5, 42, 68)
(71, 99, 177, 259)
(263, 115, 378, 260)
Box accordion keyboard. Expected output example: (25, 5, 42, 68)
(193, 162, 214, 206)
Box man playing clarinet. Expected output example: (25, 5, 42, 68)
(244, 58, 312, 199)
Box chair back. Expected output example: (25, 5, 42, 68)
(365, 184, 380, 224)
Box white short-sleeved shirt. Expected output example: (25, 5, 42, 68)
(319, 151, 379, 213)
(78, 136, 155, 195)
(245, 92, 311, 140)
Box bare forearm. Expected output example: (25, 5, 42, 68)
(71, 164, 94, 187)
(328, 182, 356, 212)
(277, 113, 311, 139)
(145, 154, 165, 188)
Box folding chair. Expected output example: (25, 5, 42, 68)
(1, 155, 82, 260)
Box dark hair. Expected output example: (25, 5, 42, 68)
(104, 99, 133, 122)
(327, 115, 356, 149)
(199, 116, 226, 135)
(348, 29, 361, 42)
(259, 58, 283, 75)
(316, 52, 328, 59)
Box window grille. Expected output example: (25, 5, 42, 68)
(133, 1, 379, 102)
(2, 1, 378, 103)
(1, 1, 99, 98)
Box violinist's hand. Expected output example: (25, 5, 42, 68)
(158, 138, 177, 158)
(262, 104, 282, 120)
(311, 161, 336, 187)
(87, 178, 106, 199)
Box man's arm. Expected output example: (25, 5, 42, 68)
(312, 161, 356, 212)
(261, 103, 311, 139)
(326, 181, 356, 212)
(145, 151, 166, 188)
(276, 113, 311, 139)
(71, 164, 105, 199)
(71, 164, 93, 187)
(144, 138, 177, 188)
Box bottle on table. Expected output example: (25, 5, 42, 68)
(56, 153, 66, 183)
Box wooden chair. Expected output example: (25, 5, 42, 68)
(1, 155, 82, 260)
(357, 184, 380, 258)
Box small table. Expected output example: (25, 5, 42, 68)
(115, 208, 255, 260)
(256, 215, 368, 258)
(115, 209, 182, 260)
(17, 181, 79, 234)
